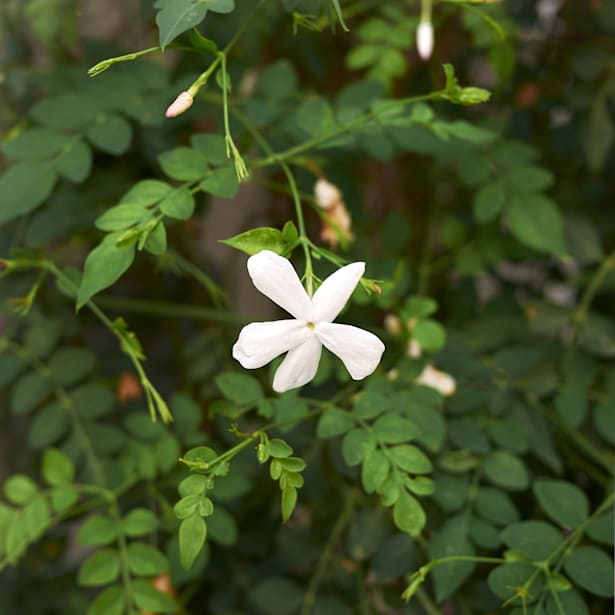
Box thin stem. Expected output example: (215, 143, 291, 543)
(253, 92, 439, 168)
(96, 295, 245, 324)
(5, 258, 172, 423)
(525, 392, 613, 474)
(299, 489, 357, 615)
(415, 587, 442, 615)
(6, 341, 107, 486)
(571, 247, 615, 340)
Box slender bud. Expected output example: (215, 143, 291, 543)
(165, 91, 194, 118)
(416, 364, 456, 396)
(314, 178, 342, 210)
(416, 20, 434, 60)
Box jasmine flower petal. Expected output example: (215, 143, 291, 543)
(315, 322, 385, 380)
(273, 335, 322, 393)
(247, 250, 314, 320)
(232, 320, 309, 369)
(312, 261, 365, 323)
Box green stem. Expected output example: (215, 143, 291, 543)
(6, 341, 107, 486)
(571, 247, 615, 340)
(5, 258, 172, 423)
(299, 489, 357, 615)
(415, 587, 442, 615)
(525, 392, 613, 474)
(96, 295, 245, 324)
(253, 92, 439, 168)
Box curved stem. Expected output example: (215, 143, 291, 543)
(299, 489, 357, 615)
(571, 247, 615, 340)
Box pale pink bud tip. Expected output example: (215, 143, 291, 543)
(416, 21, 434, 61)
(314, 178, 342, 210)
(165, 91, 194, 118)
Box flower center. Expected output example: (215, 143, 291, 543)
(306, 322, 315, 329)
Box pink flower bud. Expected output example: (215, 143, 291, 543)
(416, 20, 434, 61)
(165, 91, 194, 118)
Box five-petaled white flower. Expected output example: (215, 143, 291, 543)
(232, 250, 385, 393)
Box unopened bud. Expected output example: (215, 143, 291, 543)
(314, 178, 342, 210)
(407, 339, 422, 358)
(384, 314, 402, 336)
(165, 91, 194, 118)
(416, 364, 456, 396)
(416, 20, 434, 60)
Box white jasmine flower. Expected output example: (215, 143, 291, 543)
(416, 364, 456, 396)
(416, 20, 434, 60)
(233, 250, 385, 392)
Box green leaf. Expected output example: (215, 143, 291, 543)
(563, 546, 614, 597)
(11, 372, 51, 415)
(268, 438, 293, 458)
(48, 347, 95, 386)
(78, 549, 121, 586)
(71, 383, 115, 419)
(77, 234, 136, 308)
(361, 448, 390, 494)
(258, 60, 299, 100)
(189, 28, 218, 53)
(372, 415, 421, 444)
(55, 139, 92, 183)
(507, 195, 566, 256)
(353, 391, 389, 420)
(0, 162, 57, 225)
(132, 579, 176, 612)
(533, 480, 589, 529)
(96, 204, 149, 231)
(215, 373, 263, 404)
(155, 0, 235, 48)
(123, 508, 159, 537)
(221, 227, 288, 256)
(473, 181, 507, 224)
(506, 165, 554, 193)
(122, 179, 171, 206)
(392, 490, 425, 536)
(51, 485, 79, 513)
(428, 515, 474, 601)
(388, 444, 432, 474)
(23, 495, 50, 541)
(159, 147, 209, 181)
(487, 562, 538, 601)
(86, 115, 132, 155)
(342, 428, 376, 466)
(578, 312, 615, 358)
(86, 585, 125, 615)
(250, 576, 303, 615)
(127, 542, 169, 576)
(143, 220, 167, 255)
(207, 507, 238, 545)
(281, 485, 297, 523)
(191, 133, 228, 164)
(295, 96, 337, 137)
(28, 401, 68, 449)
(78, 515, 118, 547)
(481, 450, 529, 491)
(412, 319, 447, 352)
(474, 487, 519, 525)
(200, 165, 239, 198)
(179, 513, 207, 570)
(468, 514, 501, 549)
(1, 128, 71, 160)
(42, 448, 75, 485)
(31, 93, 100, 130)
(501, 520, 562, 560)
(317, 408, 355, 438)
(586, 507, 614, 546)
